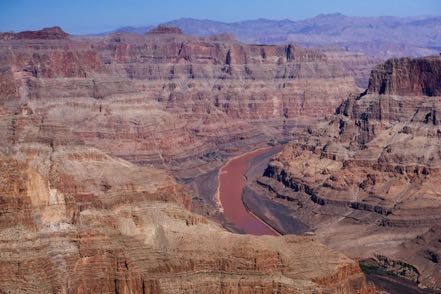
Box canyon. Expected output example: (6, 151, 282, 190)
(254, 55, 441, 291)
(0, 26, 378, 293)
(0, 25, 376, 215)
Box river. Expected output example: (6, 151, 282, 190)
(217, 147, 438, 293)
(218, 147, 279, 236)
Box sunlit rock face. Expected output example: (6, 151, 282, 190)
(368, 56, 441, 96)
(264, 55, 441, 290)
(0, 143, 377, 293)
(0, 27, 376, 293)
(0, 25, 372, 168)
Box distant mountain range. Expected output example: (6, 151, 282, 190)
(105, 14, 441, 58)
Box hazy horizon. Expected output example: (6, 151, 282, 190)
(1, 0, 440, 34)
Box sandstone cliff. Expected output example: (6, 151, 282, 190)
(0, 27, 375, 293)
(0, 143, 376, 293)
(0, 26, 374, 177)
(262, 55, 441, 290)
(368, 56, 441, 96)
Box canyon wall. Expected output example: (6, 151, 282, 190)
(0, 26, 373, 171)
(0, 27, 376, 293)
(0, 143, 375, 293)
(368, 56, 441, 96)
(261, 55, 441, 290)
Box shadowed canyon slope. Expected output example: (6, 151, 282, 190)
(260, 55, 441, 290)
(0, 27, 376, 293)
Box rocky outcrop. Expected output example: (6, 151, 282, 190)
(260, 55, 441, 290)
(0, 26, 69, 40)
(368, 56, 441, 96)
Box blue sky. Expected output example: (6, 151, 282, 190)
(0, 0, 440, 34)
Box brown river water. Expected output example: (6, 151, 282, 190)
(219, 148, 439, 294)
(218, 149, 437, 294)
(218, 148, 279, 236)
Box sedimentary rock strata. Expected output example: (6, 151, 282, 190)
(262, 55, 441, 289)
(0, 27, 376, 293)
(0, 25, 372, 171)
(368, 56, 441, 96)
(0, 143, 376, 293)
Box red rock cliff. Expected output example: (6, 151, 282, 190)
(368, 55, 441, 96)
(0, 26, 378, 293)
(0, 26, 374, 167)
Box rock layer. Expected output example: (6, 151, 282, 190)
(0, 25, 378, 194)
(368, 56, 441, 96)
(261, 55, 441, 290)
(0, 27, 375, 293)
(0, 144, 376, 293)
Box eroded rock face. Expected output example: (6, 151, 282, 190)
(0, 144, 375, 293)
(262, 55, 441, 289)
(0, 27, 375, 293)
(368, 56, 441, 96)
(0, 26, 371, 171)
